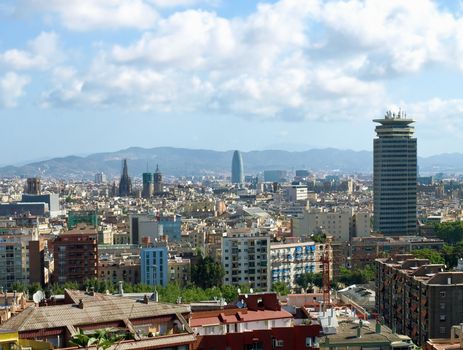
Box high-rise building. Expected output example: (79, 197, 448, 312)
(25, 177, 41, 194)
(94, 172, 107, 184)
(53, 226, 98, 284)
(373, 110, 417, 235)
(142, 172, 154, 198)
(231, 150, 244, 184)
(118, 159, 132, 196)
(153, 165, 163, 194)
(140, 246, 168, 286)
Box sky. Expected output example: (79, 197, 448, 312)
(1, 0, 463, 165)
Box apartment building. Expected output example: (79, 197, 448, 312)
(222, 228, 271, 291)
(376, 255, 463, 345)
(270, 241, 332, 290)
(292, 207, 370, 241)
(53, 225, 98, 284)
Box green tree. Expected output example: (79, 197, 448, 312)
(334, 265, 376, 286)
(272, 281, 290, 296)
(220, 285, 238, 302)
(191, 255, 225, 289)
(433, 221, 463, 244)
(412, 248, 445, 264)
(296, 272, 323, 289)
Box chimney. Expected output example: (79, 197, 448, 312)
(118, 281, 124, 295)
(448, 277, 452, 285)
(375, 321, 381, 334)
(90, 287, 95, 296)
(143, 295, 149, 304)
(357, 320, 363, 338)
(151, 289, 159, 303)
(78, 299, 84, 309)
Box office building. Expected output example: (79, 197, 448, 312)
(53, 226, 98, 284)
(159, 214, 182, 241)
(283, 184, 308, 202)
(222, 228, 271, 291)
(129, 214, 163, 245)
(153, 164, 163, 194)
(231, 150, 244, 184)
(264, 170, 287, 183)
(94, 172, 107, 184)
(142, 172, 154, 198)
(118, 159, 132, 197)
(376, 255, 463, 345)
(25, 177, 41, 195)
(140, 246, 168, 286)
(373, 110, 417, 235)
(21, 193, 60, 217)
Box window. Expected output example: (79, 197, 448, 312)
(440, 291, 446, 298)
(440, 303, 446, 310)
(440, 315, 446, 321)
(440, 327, 446, 334)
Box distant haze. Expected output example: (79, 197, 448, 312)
(0, 147, 462, 179)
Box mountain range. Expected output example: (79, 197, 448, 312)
(0, 147, 462, 179)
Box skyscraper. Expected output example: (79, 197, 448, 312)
(231, 150, 244, 184)
(142, 172, 154, 198)
(373, 110, 417, 235)
(118, 159, 132, 196)
(153, 165, 163, 194)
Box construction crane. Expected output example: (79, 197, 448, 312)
(321, 246, 331, 310)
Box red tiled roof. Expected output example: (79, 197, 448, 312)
(190, 309, 293, 327)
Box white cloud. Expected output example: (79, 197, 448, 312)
(148, 0, 215, 7)
(0, 72, 30, 108)
(17, 0, 158, 31)
(0, 32, 61, 70)
(36, 0, 463, 124)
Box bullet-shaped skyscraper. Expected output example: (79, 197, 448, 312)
(373, 110, 417, 235)
(231, 150, 244, 184)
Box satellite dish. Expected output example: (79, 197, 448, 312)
(33, 291, 44, 304)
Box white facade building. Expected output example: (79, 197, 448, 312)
(270, 241, 332, 290)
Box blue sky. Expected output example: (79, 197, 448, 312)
(1, 0, 463, 165)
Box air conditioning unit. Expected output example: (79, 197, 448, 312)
(273, 339, 284, 348)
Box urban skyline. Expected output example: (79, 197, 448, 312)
(1, 0, 463, 164)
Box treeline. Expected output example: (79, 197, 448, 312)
(413, 243, 463, 268)
(272, 265, 376, 296)
(433, 221, 463, 244)
(11, 279, 258, 304)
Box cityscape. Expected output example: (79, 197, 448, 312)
(1, 1, 463, 350)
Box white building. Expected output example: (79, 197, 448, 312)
(270, 241, 332, 290)
(283, 185, 308, 202)
(222, 228, 271, 291)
